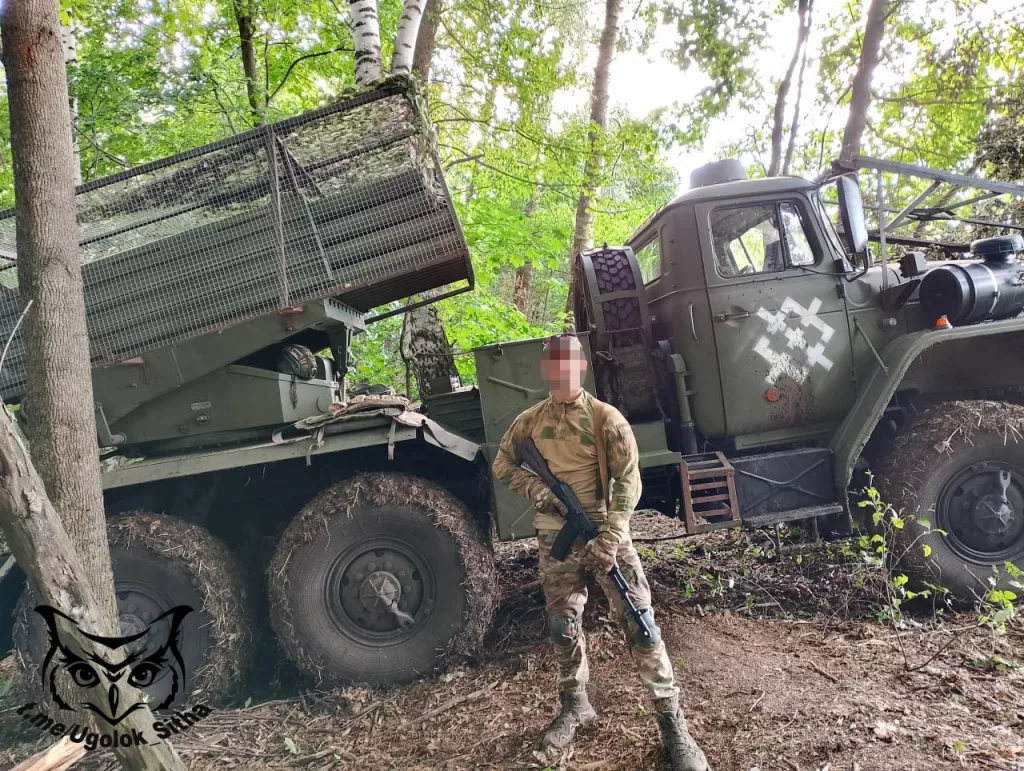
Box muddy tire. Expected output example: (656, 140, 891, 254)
(14, 512, 252, 706)
(268, 472, 498, 686)
(874, 401, 1024, 601)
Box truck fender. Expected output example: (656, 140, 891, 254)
(830, 317, 1024, 493)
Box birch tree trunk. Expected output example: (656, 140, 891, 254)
(0, 2, 185, 768)
(233, 0, 265, 124)
(768, 0, 809, 177)
(840, 0, 892, 164)
(566, 0, 622, 317)
(392, 0, 426, 75)
(412, 0, 440, 82)
(349, 0, 383, 84)
(397, 0, 457, 398)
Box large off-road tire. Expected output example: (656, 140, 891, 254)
(268, 472, 498, 686)
(14, 512, 253, 707)
(874, 401, 1024, 601)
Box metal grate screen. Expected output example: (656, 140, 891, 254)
(0, 80, 471, 399)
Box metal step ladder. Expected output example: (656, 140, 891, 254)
(679, 452, 741, 534)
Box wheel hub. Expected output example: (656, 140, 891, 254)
(333, 544, 428, 637)
(939, 462, 1024, 560)
(358, 570, 403, 612)
(113, 582, 177, 685)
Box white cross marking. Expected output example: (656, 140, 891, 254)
(752, 296, 837, 380)
(753, 336, 809, 385)
(784, 326, 806, 350)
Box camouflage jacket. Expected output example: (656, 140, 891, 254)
(491, 389, 641, 535)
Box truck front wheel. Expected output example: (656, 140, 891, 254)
(268, 472, 498, 686)
(874, 401, 1024, 601)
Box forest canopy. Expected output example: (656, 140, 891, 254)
(1, 0, 1022, 392)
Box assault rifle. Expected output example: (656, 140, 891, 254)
(514, 437, 655, 644)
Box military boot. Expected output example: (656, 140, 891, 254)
(654, 696, 710, 771)
(540, 688, 597, 750)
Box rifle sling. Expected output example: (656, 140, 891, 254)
(593, 399, 612, 512)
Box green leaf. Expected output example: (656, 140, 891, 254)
(922, 544, 932, 558)
(284, 737, 299, 755)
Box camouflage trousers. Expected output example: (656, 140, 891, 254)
(536, 529, 679, 700)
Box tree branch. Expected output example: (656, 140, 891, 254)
(268, 46, 352, 103)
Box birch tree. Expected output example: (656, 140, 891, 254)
(392, 0, 427, 74)
(567, 0, 622, 314)
(349, 0, 383, 83)
(0, 1, 185, 767)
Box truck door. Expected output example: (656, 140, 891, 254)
(697, 196, 855, 439)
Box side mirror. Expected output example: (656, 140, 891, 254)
(836, 174, 869, 255)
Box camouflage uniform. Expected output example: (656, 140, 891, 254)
(492, 388, 678, 700)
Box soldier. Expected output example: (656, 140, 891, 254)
(492, 332, 710, 771)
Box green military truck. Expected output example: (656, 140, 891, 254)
(2, 77, 1024, 706)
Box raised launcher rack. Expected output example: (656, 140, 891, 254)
(0, 76, 473, 404)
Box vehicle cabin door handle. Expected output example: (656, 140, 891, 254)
(714, 310, 751, 322)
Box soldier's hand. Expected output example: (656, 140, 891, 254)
(583, 531, 619, 574)
(532, 486, 568, 517)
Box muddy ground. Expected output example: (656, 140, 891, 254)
(2, 513, 1023, 771)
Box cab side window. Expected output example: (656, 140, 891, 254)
(635, 237, 661, 285)
(710, 201, 819, 277)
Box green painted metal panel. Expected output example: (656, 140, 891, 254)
(829, 316, 1024, 491)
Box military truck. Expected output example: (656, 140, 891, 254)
(2, 77, 1024, 705)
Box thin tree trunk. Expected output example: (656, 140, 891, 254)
(392, 0, 426, 75)
(412, 0, 440, 82)
(1, 2, 185, 767)
(234, 0, 264, 124)
(513, 263, 533, 315)
(566, 0, 622, 317)
(782, 0, 813, 176)
(398, 0, 456, 398)
(840, 0, 892, 164)
(513, 194, 538, 315)
(349, 0, 382, 84)
(59, 12, 81, 185)
(768, 0, 809, 177)
(2, 0, 115, 626)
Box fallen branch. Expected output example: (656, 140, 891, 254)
(809, 662, 839, 684)
(409, 681, 498, 726)
(11, 738, 86, 771)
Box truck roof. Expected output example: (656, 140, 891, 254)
(631, 174, 817, 244)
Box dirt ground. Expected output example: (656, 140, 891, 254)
(2, 513, 1023, 771)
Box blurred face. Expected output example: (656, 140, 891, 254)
(540, 335, 587, 396)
